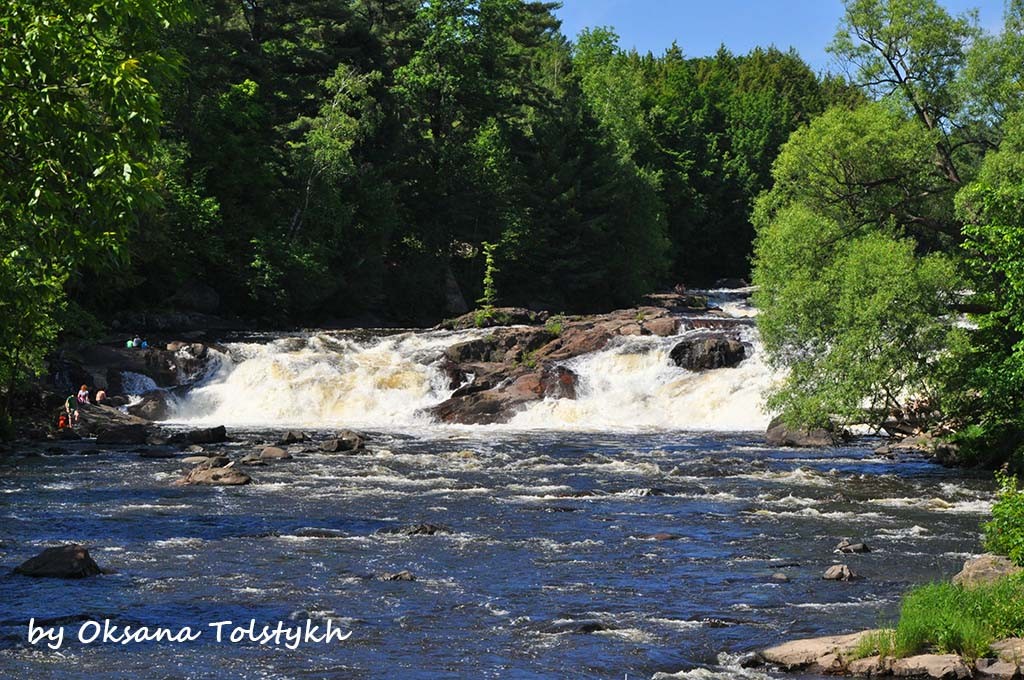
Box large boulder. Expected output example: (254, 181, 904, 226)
(75, 403, 150, 438)
(670, 334, 745, 371)
(14, 544, 104, 578)
(761, 630, 880, 672)
(952, 554, 1023, 588)
(175, 465, 250, 486)
(126, 390, 174, 421)
(187, 425, 227, 444)
(765, 416, 843, 448)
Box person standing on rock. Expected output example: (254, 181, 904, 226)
(64, 394, 80, 425)
(77, 384, 90, 405)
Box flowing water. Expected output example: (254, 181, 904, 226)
(0, 293, 995, 679)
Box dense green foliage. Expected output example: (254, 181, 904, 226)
(0, 0, 188, 425)
(67, 0, 841, 324)
(984, 472, 1024, 564)
(855, 575, 1024, 661)
(753, 0, 1024, 462)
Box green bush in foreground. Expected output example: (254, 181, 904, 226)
(984, 472, 1024, 565)
(854, 576, 1024, 661)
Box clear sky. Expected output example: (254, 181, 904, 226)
(553, 0, 1008, 74)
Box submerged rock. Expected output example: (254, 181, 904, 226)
(14, 544, 104, 578)
(378, 570, 416, 581)
(378, 523, 452, 536)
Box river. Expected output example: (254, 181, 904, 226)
(0, 293, 995, 679)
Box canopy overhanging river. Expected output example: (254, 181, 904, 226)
(0, 293, 993, 679)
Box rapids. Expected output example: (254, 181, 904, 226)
(170, 290, 774, 432)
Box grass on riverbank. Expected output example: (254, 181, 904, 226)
(853, 574, 1024, 661)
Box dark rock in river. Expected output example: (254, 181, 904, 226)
(187, 425, 227, 444)
(378, 523, 452, 536)
(439, 307, 549, 330)
(96, 423, 149, 445)
(175, 464, 251, 486)
(835, 539, 871, 554)
(75, 403, 150, 439)
(278, 430, 307, 445)
(14, 544, 104, 578)
(378, 570, 416, 581)
(765, 416, 843, 448)
(126, 390, 174, 421)
(320, 430, 366, 453)
(669, 333, 745, 371)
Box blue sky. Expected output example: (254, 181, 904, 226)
(553, 0, 1008, 74)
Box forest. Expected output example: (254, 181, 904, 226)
(2, 0, 1024, 464)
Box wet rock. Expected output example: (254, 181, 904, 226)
(378, 570, 416, 581)
(670, 333, 745, 371)
(239, 452, 267, 466)
(621, 487, 668, 497)
(761, 630, 879, 671)
(293, 528, 346, 538)
(645, 532, 681, 541)
(378, 523, 452, 536)
(835, 538, 871, 554)
(55, 429, 81, 441)
(175, 465, 250, 486)
(771, 572, 790, 582)
(126, 390, 174, 421)
(278, 430, 307, 445)
(187, 426, 227, 444)
(890, 654, 972, 679)
(321, 430, 366, 453)
(183, 444, 204, 454)
(193, 455, 231, 468)
(182, 455, 211, 465)
(643, 316, 680, 337)
(96, 424, 148, 445)
(765, 416, 842, 448)
(823, 564, 858, 581)
(260, 446, 292, 461)
(540, 365, 577, 400)
(952, 554, 1023, 588)
(14, 544, 104, 578)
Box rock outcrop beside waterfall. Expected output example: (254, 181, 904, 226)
(429, 304, 749, 425)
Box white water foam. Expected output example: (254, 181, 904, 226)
(171, 295, 779, 432)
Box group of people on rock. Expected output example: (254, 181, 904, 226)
(59, 384, 107, 429)
(126, 335, 149, 349)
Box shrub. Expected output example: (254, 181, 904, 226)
(984, 472, 1024, 565)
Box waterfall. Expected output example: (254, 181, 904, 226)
(171, 294, 778, 432)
